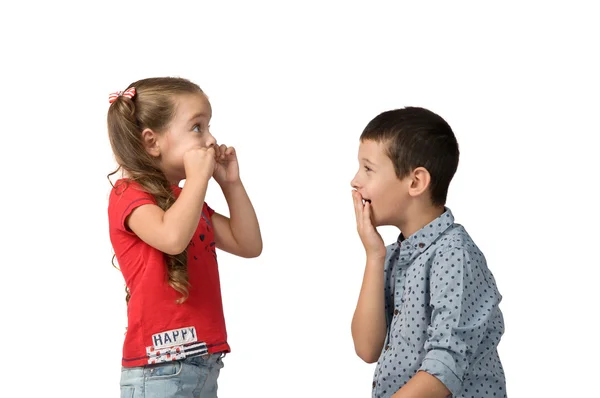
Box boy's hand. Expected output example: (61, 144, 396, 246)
(352, 190, 386, 259)
(213, 144, 240, 185)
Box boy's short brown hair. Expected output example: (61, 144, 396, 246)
(360, 107, 460, 206)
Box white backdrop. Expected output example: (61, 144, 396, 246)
(1, 1, 598, 397)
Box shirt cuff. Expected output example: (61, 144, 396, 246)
(419, 350, 462, 396)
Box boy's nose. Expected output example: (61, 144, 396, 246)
(351, 175, 360, 189)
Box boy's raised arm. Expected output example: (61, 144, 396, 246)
(351, 190, 388, 363)
(351, 253, 387, 363)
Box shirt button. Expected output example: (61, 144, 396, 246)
(394, 309, 399, 315)
(372, 381, 376, 388)
(418, 242, 425, 248)
(385, 345, 390, 351)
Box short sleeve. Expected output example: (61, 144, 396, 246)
(108, 180, 156, 232)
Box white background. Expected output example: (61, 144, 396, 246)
(1, 1, 598, 397)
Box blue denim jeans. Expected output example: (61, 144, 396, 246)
(120, 353, 225, 398)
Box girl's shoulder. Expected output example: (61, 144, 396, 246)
(109, 178, 154, 204)
(111, 178, 142, 194)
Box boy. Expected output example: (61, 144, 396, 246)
(351, 107, 506, 398)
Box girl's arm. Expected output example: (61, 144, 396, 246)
(212, 180, 262, 258)
(126, 147, 215, 255)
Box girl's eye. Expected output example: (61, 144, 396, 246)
(364, 166, 372, 172)
(192, 125, 201, 133)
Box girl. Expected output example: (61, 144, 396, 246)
(106, 77, 262, 398)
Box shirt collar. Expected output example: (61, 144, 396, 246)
(397, 207, 455, 257)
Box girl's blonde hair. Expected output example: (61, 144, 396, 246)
(107, 77, 204, 304)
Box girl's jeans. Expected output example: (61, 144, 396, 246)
(120, 352, 225, 398)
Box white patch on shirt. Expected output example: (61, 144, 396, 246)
(151, 326, 198, 348)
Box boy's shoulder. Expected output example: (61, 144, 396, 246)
(434, 223, 479, 252)
(429, 222, 487, 263)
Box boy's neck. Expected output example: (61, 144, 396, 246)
(397, 204, 446, 239)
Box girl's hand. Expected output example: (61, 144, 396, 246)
(213, 144, 240, 185)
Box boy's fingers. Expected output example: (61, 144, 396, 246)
(363, 201, 373, 228)
(352, 191, 363, 226)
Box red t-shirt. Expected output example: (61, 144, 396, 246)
(108, 179, 230, 368)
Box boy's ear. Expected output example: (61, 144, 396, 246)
(141, 128, 161, 157)
(408, 167, 431, 198)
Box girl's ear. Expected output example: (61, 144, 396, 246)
(141, 128, 160, 157)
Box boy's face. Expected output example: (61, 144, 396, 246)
(351, 139, 409, 227)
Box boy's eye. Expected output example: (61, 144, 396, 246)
(364, 166, 372, 172)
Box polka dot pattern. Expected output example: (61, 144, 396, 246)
(373, 208, 506, 397)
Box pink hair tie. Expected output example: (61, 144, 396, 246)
(108, 87, 136, 104)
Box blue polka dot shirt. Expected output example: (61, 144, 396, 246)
(373, 208, 506, 398)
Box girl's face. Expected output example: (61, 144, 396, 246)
(155, 93, 216, 184)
